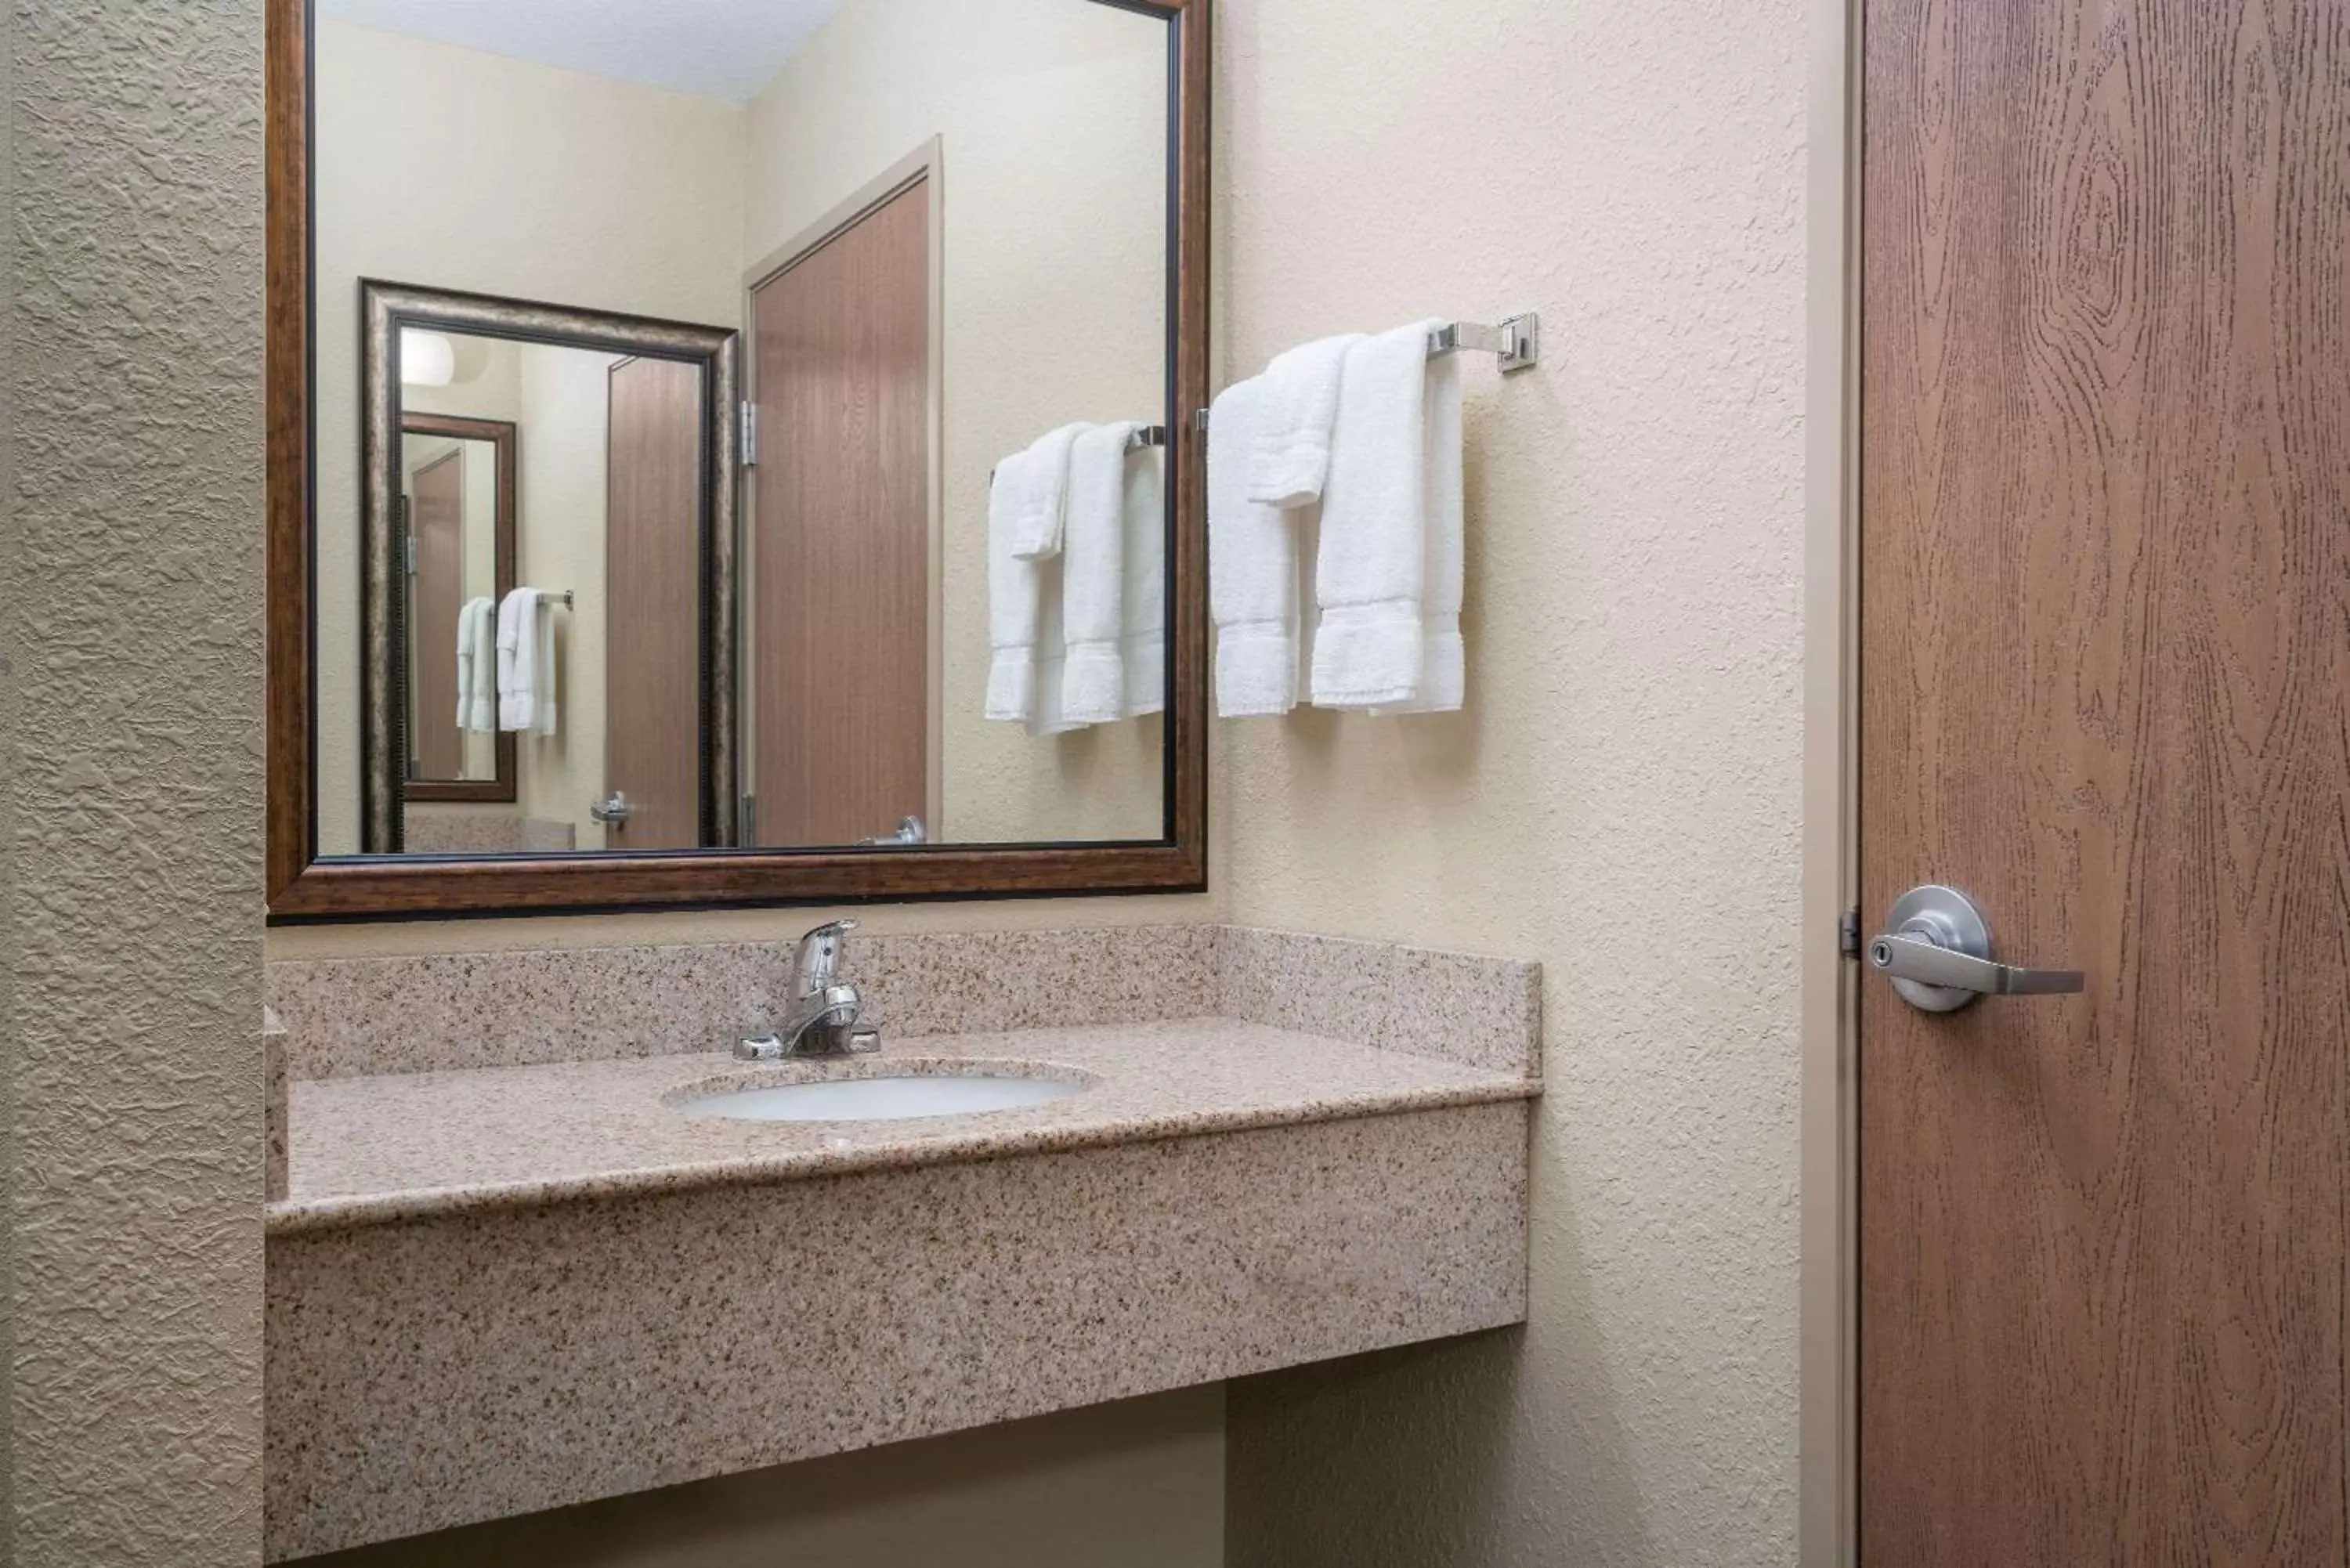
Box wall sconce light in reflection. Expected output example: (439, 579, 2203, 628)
(400, 328, 456, 387)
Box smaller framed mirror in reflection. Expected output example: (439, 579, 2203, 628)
(395, 409, 517, 838)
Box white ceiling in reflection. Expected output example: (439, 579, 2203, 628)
(316, 0, 845, 103)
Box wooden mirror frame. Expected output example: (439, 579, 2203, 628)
(396, 410, 517, 807)
(265, 0, 1209, 921)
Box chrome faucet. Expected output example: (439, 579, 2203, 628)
(734, 919, 882, 1060)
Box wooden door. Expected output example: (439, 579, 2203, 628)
(1859, 0, 2350, 1560)
(602, 354, 706, 849)
(749, 177, 930, 848)
(407, 446, 465, 780)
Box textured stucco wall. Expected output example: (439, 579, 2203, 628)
(1217, 0, 1809, 1563)
(1, 4, 16, 1545)
(3, 2, 267, 1562)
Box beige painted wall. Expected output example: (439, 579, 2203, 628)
(511, 342, 622, 848)
(1217, 0, 1810, 1563)
(305, 1386, 1224, 1568)
(743, 0, 1170, 844)
(2, 2, 266, 1563)
(313, 20, 746, 852)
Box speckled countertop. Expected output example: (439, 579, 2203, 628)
(271, 1017, 1540, 1235)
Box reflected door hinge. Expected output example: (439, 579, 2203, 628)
(739, 401, 758, 466)
(406, 535, 418, 575)
(1838, 905, 1861, 960)
(739, 793, 758, 845)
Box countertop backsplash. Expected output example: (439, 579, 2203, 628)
(265, 923, 1540, 1082)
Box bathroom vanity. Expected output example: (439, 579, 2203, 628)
(255, 4, 1535, 1560)
(263, 926, 1538, 1559)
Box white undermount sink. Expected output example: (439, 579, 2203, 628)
(676, 1068, 1087, 1123)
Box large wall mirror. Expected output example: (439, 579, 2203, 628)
(266, 0, 1208, 918)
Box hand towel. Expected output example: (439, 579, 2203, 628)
(1025, 558, 1083, 738)
(1309, 320, 1445, 710)
(986, 446, 1053, 721)
(1247, 333, 1363, 509)
(1208, 376, 1303, 716)
(457, 595, 498, 734)
(1004, 421, 1090, 561)
(495, 587, 557, 735)
(1121, 445, 1166, 717)
(455, 597, 473, 733)
(1057, 421, 1141, 725)
(530, 588, 558, 735)
(1379, 347, 1464, 712)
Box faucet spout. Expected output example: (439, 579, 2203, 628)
(734, 923, 882, 1060)
(791, 919, 857, 999)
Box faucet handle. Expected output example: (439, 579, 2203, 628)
(790, 919, 859, 997)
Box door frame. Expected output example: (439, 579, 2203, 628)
(1799, 0, 1861, 1561)
(738, 137, 947, 844)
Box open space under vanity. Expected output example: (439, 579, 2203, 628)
(262, 927, 1538, 1559)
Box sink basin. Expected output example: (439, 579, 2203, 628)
(674, 1064, 1089, 1123)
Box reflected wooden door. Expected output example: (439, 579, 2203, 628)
(602, 354, 706, 849)
(748, 176, 930, 848)
(407, 446, 464, 780)
(1859, 0, 2350, 1560)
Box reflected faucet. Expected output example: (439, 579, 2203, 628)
(734, 919, 882, 1060)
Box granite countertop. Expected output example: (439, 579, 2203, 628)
(270, 1017, 1541, 1235)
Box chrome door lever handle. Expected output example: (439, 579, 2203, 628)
(589, 790, 633, 826)
(1867, 932, 2083, 996)
(1869, 884, 2084, 1013)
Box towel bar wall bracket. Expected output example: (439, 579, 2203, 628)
(1191, 312, 1542, 433)
(1428, 312, 1540, 373)
(987, 425, 1166, 486)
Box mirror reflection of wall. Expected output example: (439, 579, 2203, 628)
(313, 0, 1174, 859)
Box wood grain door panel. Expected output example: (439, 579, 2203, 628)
(604, 355, 707, 850)
(1858, 0, 2350, 1561)
(407, 446, 464, 781)
(750, 177, 930, 849)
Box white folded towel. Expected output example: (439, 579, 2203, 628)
(495, 587, 557, 735)
(1026, 562, 1083, 738)
(1381, 345, 1463, 713)
(1004, 421, 1090, 561)
(1310, 320, 1452, 710)
(1120, 445, 1166, 717)
(986, 439, 1065, 721)
(1247, 333, 1363, 509)
(456, 595, 497, 734)
(1208, 377, 1303, 717)
(1058, 421, 1140, 725)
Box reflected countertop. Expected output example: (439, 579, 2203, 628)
(270, 1017, 1541, 1235)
